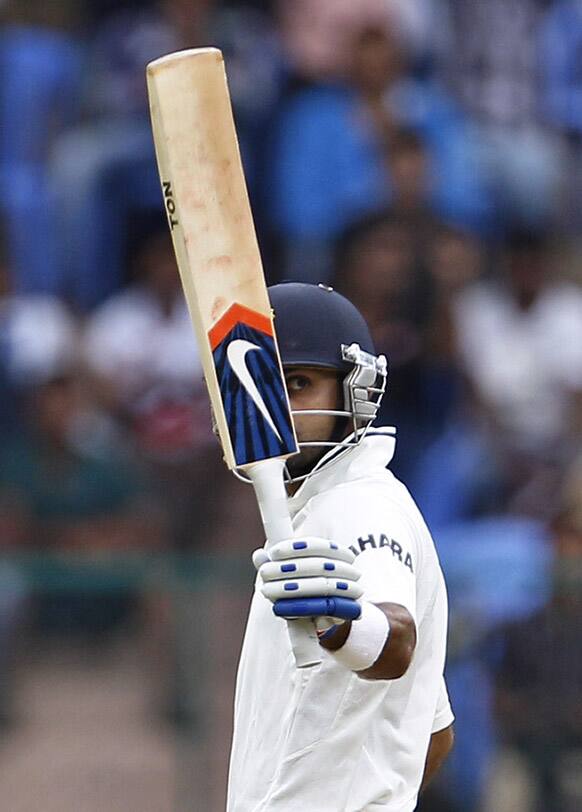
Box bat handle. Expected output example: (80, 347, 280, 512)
(285, 618, 321, 668)
(247, 459, 322, 668)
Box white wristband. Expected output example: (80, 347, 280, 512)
(330, 602, 390, 672)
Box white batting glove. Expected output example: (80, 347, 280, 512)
(253, 537, 363, 625)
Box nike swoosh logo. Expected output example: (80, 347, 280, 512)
(227, 339, 283, 442)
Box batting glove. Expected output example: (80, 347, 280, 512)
(253, 537, 363, 624)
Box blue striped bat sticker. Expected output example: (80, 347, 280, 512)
(209, 303, 297, 467)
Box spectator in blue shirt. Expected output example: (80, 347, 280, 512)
(539, 0, 582, 229)
(0, 1, 83, 294)
(267, 21, 492, 281)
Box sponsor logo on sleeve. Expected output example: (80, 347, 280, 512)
(348, 534, 414, 573)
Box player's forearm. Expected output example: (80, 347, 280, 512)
(319, 602, 416, 680)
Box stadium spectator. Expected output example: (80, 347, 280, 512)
(0, 369, 163, 638)
(420, 223, 485, 425)
(334, 211, 424, 363)
(539, 1, 582, 138)
(0, 371, 157, 551)
(384, 129, 439, 252)
(0, 236, 32, 715)
(50, 0, 282, 309)
(427, 222, 485, 299)
(332, 210, 431, 481)
(0, 235, 79, 395)
(82, 222, 210, 459)
(0, 0, 83, 294)
(494, 466, 582, 811)
(451, 227, 582, 518)
(277, 0, 444, 82)
(82, 223, 214, 547)
(268, 17, 492, 281)
(433, 516, 550, 811)
(539, 0, 582, 230)
(439, 0, 563, 226)
(334, 213, 487, 488)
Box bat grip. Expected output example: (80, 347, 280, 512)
(247, 459, 322, 668)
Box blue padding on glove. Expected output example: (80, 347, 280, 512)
(273, 597, 362, 621)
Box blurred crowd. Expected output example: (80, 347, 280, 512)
(1, 0, 582, 810)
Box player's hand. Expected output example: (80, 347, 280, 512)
(252, 537, 363, 623)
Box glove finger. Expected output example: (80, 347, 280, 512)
(262, 576, 363, 602)
(259, 557, 360, 583)
(269, 538, 355, 564)
(273, 596, 362, 621)
(252, 548, 270, 571)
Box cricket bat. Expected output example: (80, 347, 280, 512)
(146, 48, 320, 667)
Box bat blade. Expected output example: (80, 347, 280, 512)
(147, 48, 319, 667)
(146, 48, 298, 470)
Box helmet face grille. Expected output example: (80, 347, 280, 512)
(341, 342, 388, 427)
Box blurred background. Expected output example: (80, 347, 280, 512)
(0, 0, 581, 809)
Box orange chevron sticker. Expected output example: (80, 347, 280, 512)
(208, 303, 273, 350)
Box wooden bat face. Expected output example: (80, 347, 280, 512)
(146, 48, 298, 470)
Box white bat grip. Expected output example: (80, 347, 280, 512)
(247, 459, 322, 668)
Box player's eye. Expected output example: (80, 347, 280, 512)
(286, 374, 311, 392)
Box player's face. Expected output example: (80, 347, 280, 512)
(284, 366, 343, 477)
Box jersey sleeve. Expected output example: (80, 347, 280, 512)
(321, 484, 421, 622)
(432, 676, 454, 733)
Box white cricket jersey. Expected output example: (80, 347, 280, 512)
(228, 428, 453, 812)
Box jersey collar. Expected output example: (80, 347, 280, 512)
(287, 426, 396, 515)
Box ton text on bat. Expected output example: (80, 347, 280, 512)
(163, 181, 179, 230)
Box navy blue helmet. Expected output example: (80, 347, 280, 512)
(268, 283, 376, 372)
(267, 283, 387, 484)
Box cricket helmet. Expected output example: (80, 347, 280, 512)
(268, 283, 388, 482)
(269, 282, 376, 370)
